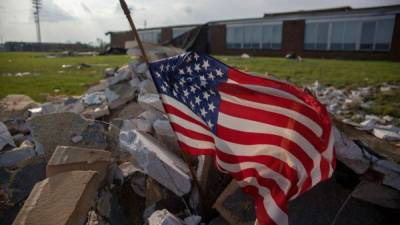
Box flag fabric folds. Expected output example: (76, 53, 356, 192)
(148, 52, 335, 225)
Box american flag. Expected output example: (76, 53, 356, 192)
(148, 52, 335, 225)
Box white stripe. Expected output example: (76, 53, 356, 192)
(238, 178, 289, 225)
(216, 158, 291, 195)
(220, 92, 323, 137)
(227, 78, 306, 106)
(214, 137, 308, 187)
(162, 95, 207, 126)
(218, 113, 322, 185)
(175, 132, 215, 150)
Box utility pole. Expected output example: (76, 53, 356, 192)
(32, 0, 42, 43)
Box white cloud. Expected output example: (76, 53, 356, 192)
(0, 0, 398, 43)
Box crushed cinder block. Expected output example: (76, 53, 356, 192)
(46, 146, 111, 181)
(119, 127, 191, 196)
(138, 93, 164, 112)
(139, 79, 158, 94)
(148, 209, 184, 225)
(12, 170, 100, 225)
(372, 128, 400, 141)
(107, 65, 132, 86)
(105, 82, 137, 110)
(352, 180, 400, 209)
(0, 121, 16, 150)
(115, 102, 146, 120)
(0, 145, 37, 167)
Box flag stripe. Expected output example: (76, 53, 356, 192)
(220, 91, 323, 137)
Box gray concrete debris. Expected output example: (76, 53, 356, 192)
(72, 135, 83, 143)
(12, 133, 28, 147)
(107, 65, 132, 86)
(372, 128, 400, 141)
(138, 93, 165, 112)
(82, 104, 110, 119)
(115, 102, 146, 120)
(104, 68, 115, 78)
(97, 188, 112, 218)
(148, 209, 184, 225)
(131, 61, 149, 74)
(0, 145, 37, 167)
(119, 127, 191, 196)
(82, 92, 107, 106)
(352, 181, 400, 209)
(105, 82, 137, 110)
(0, 122, 15, 150)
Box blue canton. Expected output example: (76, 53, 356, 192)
(149, 52, 228, 133)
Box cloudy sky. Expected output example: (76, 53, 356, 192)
(0, 0, 398, 44)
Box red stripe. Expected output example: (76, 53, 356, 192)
(227, 69, 332, 150)
(219, 99, 326, 151)
(216, 125, 314, 175)
(170, 122, 214, 142)
(163, 103, 209, 131)
(178, 141, 215, 155)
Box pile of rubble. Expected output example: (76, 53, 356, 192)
(307, 81, 400, 143)
(1, 48, 400, 225)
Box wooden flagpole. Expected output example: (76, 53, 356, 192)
(119, 0, 207, 206)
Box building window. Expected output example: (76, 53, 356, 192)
(304, 17, 394, 51)
(172, 27, 195, 39)
(226, 23, 282, 49)
(138, 30, 161, 44)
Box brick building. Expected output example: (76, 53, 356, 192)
(107, 5, 400, 60)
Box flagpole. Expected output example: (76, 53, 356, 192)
(119, 0, 207, 205)
(119, 0, 149, 64)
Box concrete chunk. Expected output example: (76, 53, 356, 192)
(105, 82, 137, 109)
(46, 146, 111, 181)
(13, 170, 100, 225)
(119, 128, 191, 196)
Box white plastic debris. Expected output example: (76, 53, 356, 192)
(148, 209, 184, 225)
(373, 128, 400, 141)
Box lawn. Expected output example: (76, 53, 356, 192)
(0, 52, 130, 102)
(1, 52, 399, 117)
(216, 56, 400, 88)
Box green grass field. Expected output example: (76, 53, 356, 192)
(0, 52, 130, 102)
(1, 52, 399, 116)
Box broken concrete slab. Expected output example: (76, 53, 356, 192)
(105, 82, 137, 110)
(28, 112, 107, 160)
(0, 122, 15, 150)
(118, 162, 147, 197)
(153, 119, 181, 155)
(352, 181, 400, 209)
(82, 104, 110, 119)
(148, 209, 184, 225)
(139, 79, 158, 94)
(0, 95, 38, 121)
(119, 128, 191, 196)
(106, 65, 132, 86)
(0, 146, 37, 167)
(138, 93, 164, 112)
(46, 146, 111, 181)
(12, 170, 100, 225)
(372, 128, 400, 141)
